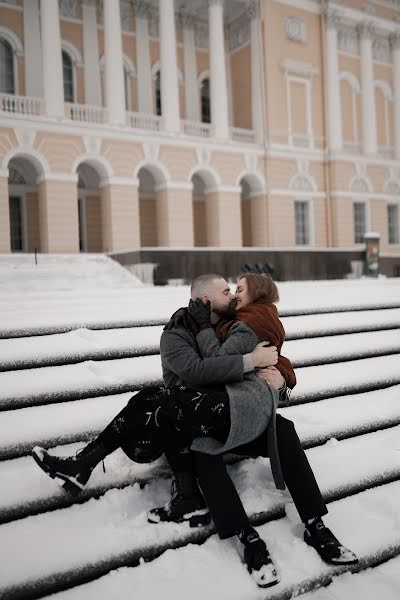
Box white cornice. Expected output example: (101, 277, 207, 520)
(154, 182, 193, 192)
(99, 177, 139, 188)
(36, 174, 78, 184)
(273, 0, 321, 15)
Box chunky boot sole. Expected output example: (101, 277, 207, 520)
(31, 446, 85, 497)
(148, 506, 210, 528)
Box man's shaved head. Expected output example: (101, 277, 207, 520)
(190, 274, 224, 299)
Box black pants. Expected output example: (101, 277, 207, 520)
(194, 414, 327, 539)
(97, 386, 327, 539)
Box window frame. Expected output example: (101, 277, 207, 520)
(294, 199, 312, 246)
(388, 202, 400, 245)
(62, 49, 76, 103)
(0, 36, 17, 95)
(353, 200, 368, 244)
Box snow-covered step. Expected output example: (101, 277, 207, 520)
(1, 279, 400, 338)
(1, 416, 399, 527)
(297, 554, 400, 600)
(1, 353, 400, 410)
(2, 321, 400, 371)
(2, 465, 400, 600)
(38, 482, 400, 600)
(2, 384, 400, 462)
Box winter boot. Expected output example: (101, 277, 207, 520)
(148, 471, 210, 528)
(238, 527, 279, 588)
(32, 440, 109, 496)
(304, 518, 358, 565)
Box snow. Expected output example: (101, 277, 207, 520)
(41, 481, 400, 600)
(1, 259, 400, 598)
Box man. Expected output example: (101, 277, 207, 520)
(149, 273, 357, 587)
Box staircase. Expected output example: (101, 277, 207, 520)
(0, 278, 400, 599)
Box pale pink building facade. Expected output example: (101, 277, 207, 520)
(0, 0, 400, 257)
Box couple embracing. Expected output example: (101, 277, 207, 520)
(32, 272, 357, 588)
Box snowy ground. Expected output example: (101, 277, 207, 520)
(1, 256, 400, 600)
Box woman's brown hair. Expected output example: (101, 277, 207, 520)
(238, 273, 279, 303)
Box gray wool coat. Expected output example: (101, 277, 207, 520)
(160, 321, 285, 490)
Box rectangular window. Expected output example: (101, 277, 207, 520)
(294, 200, 310, 245)
(388, 204, 399, 244)
(353, 202, 366, 243)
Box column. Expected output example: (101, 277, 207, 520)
(23, 0, 43, 98)
(391, 32, 400, 160)
(101, 180, 140, 251)
(208, 0, 229, 139)
(156, 184, 194, 246)
(248, 1, 264, 143)
(182, 12, 200, 122)
(249, 194, 268, 246)
(325, 10, 342, 152)
(103, 0, 126, 125)
(38, 177, 80, 252)
(159, 0, 181, 132)
(82, 0, 102, 106)
(358, 21, 377, 155)
(0, 172, 10, 253)
(135, 2, 153, 113)
(206, 186, 242, 246)
(40, 0, 64, 118)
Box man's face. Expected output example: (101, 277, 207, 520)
(206, 278, 236, 319)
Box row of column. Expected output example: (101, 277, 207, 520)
(0, 172, 268, 252)
(22, 0, 264, 139)
(325, 10, 400, 159)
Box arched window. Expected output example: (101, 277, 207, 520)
(0, 38, 15, 94)
(62, 50, 74, 102)
(155, 70, 161, 116)
(200, 77, 211, 124)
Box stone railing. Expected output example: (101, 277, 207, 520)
(127, 112, 162, 131)
(182, 120, 212, 138)
(64, 103, 107, 124)
(377, 145, 394, 160)
(343, 141, 361, 154)
(291, 133, 313, 148)
(0, 93, 43, 116)
(230, 127, 255, 144)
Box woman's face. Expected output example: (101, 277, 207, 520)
(235, 277, 252, 310)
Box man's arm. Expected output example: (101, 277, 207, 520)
(160, 329, 244, 387)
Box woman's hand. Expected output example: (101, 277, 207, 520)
(257, 366, 284, 390)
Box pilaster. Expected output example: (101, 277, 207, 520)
(0, 174, 11, 253)
(101, 182, 140, 252)
(38, 178, 80, 253)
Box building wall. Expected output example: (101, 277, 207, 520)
(0, 0, 399, 264)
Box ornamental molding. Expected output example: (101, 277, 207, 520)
(324, 9, 342, 30)
(229, 15, 250, 50)
(179, 10, 197, 28)
(389, 31, 400, 49)
(385, 179, 400, 194)
(195, 21, 209, 49)
(286, 16, 306, 43)
(247, 0, 260, 20)
(373, 36, 391, 62)
(134, 1, 153, 20)
(281, 58, 319, 77)
(14, 127, 36, 148)
(120, 0, 134, 31)
(289, 174, 315, 192)
(8, 167, 26, 185)
(59, 0, 79, 19)
(350, 176, 371, 193)
(338, 27, 360, 55)
(357, 20, 376, 40)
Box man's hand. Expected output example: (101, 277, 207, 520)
(251, 341, 278, 368)
(257, 366, 284, 390)
(188, 298, 212, 330)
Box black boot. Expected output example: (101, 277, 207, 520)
(238, 527, 279, 588)
(304, 517, 358, 565)
(148, 471, 210, 527)
(32, 440, 109, 496)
